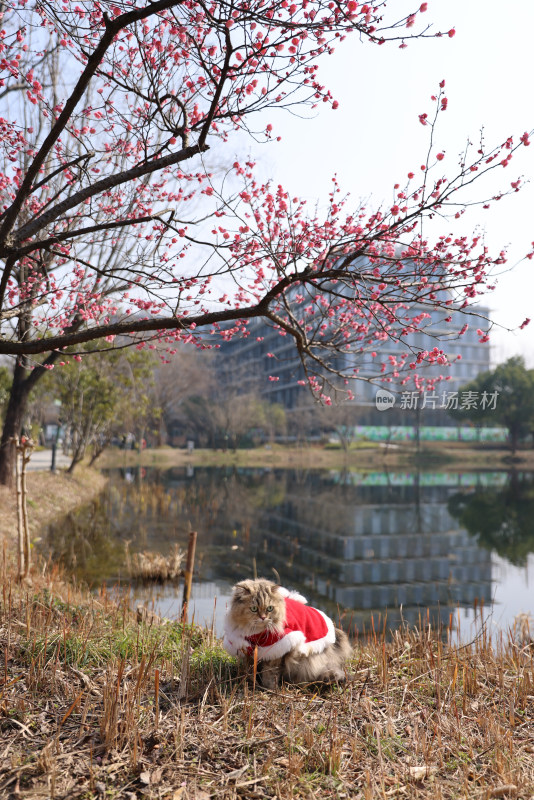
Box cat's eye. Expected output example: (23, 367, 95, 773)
(266, 605, 274, 612)
(250, 605, 258, 613)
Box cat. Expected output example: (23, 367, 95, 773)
(223, 578, 352, 688)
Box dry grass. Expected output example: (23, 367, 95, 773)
(127, 544, 184, 582)
(98, 442, 534, 472)
(1, 565, 533, 800)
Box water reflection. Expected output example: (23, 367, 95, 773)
(44, 467, 534, 637)
(448, 470, 534, 566)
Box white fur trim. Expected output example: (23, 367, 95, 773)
(256, 630, 306, 661)
(223, 619, 250, 656)
(277, 586, 308, 604)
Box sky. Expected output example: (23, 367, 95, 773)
(251, 0, 534, 367)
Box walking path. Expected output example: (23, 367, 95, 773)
(26, 447, 71, 472)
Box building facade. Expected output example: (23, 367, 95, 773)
(218, 304, 492, 427)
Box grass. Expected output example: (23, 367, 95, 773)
(1, 563, 533, 799)
(126, 543, 184, 582)
(97, 441, 534, 473)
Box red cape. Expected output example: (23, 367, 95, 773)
(223, 592, 336, 661)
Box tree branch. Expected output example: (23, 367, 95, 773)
(29, 151, 95, 195)
(13, 211, 175, 258)
(0, 267, 308, 355)
(0, 0, 185, 244)
(11, 143, 207, 245)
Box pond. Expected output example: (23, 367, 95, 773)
(44, 466, 534, 641)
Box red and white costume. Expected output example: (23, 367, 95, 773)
(223, 587, 336, 661)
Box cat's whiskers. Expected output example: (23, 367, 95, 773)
(247, 618, 270, 635)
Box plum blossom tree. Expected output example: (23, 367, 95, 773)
(0, 0, 530, 485)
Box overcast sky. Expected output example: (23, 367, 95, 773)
(252, 0, 534, 367)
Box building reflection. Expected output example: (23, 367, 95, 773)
(220, 470, 497, 635)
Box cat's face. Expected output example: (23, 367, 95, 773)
(228, 579, 285, 636)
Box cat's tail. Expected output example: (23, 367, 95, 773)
(333, 626, 353, 660)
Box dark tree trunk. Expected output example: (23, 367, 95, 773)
(0, 359, 32, 488)
(0, 350, 60, 487)
(510, 427, 519, 455)
(88, 441, 108, 467)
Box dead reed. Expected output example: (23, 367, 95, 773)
(1, 564, 533, 799)
(126, 543, 184, 582)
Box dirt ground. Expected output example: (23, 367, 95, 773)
(1, 571, 533, 800)
(0, 465, 107, 548)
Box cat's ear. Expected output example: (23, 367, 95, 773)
(270, 584, 281, 594)
(233, 581, 253, 599)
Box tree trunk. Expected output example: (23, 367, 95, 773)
(67, 440, 85, 473)
(0, 350, 60, 487)
(15, 440, 23, 574)
(510, 427, 518, 455)
(89, 433, 111, 467)
(0, 360, 31, 488)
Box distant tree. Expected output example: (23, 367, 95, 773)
(172, 384, 283, 449)
(155, 349, 215, 445)
(57, 358, 117, 471)
(0, 366, 11, 420)
(259, 402, 287, 445)
(319, 401, 361, 452)
(451, 357, 534, 453)
(449, 472, 534, 567)
(0, 0, 531, 487)
(177, 395, 219, 448)
(116, 350, 162, 453)
(47, 347, 161, 471)
(286, 398, 319, 447)
(211, 389, 265, 451)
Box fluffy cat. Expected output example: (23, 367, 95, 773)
(223, 578, 352, 688)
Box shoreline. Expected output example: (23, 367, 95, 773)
(96, 441, 534, 472)
(0, 464, 107, 545)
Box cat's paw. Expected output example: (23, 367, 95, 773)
(323, 668, 347, 683)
